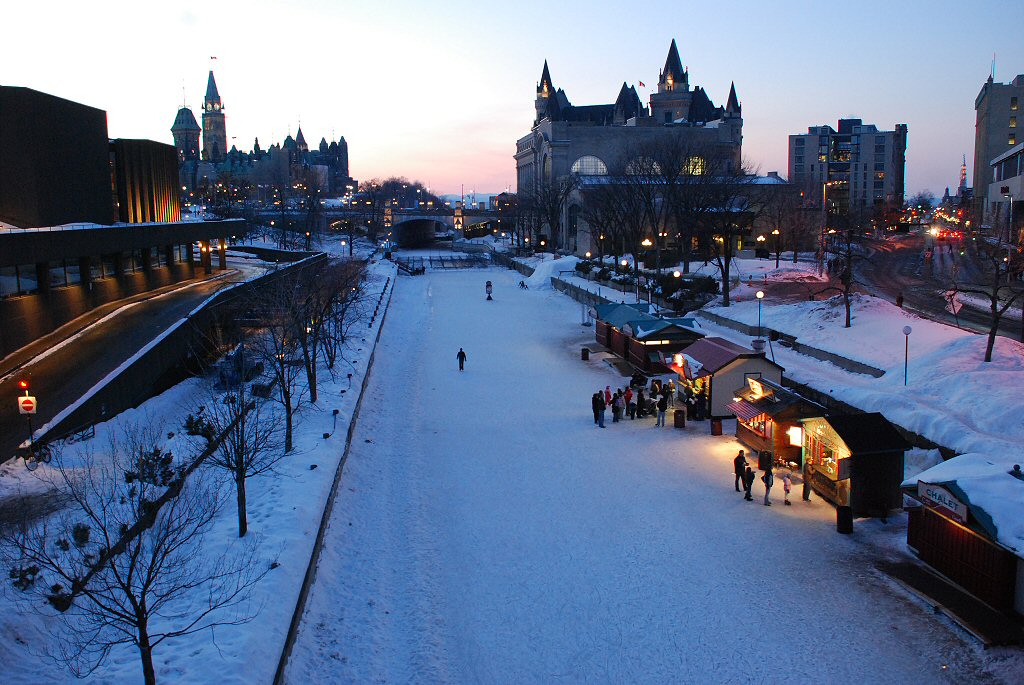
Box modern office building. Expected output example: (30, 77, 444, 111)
(973, 74, 1024, 224)
(0, 86, 113, 227)
(788, 118, 907, 218)
(989, 142, 1023, 241)
(110, 138, 182, 224)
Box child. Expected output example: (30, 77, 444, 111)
(783, 472, 793, 505)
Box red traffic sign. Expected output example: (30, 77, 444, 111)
(18, 396, 37, 415)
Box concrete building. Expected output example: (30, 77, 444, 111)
(974, 74, 1024, 225)
(788, 118, 907, 218)
(989, 142, 1023, 241)
(515, 39, 743, 252)
(0, 86, 113, 227)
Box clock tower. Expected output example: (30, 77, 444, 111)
(201, 70, 226, 163)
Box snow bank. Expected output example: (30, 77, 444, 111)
(524, 254, 579, 289)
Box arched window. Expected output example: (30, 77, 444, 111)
(570, 155, 608, 176)
(626, 157, 661, 175)
(685, 156, 706, 175)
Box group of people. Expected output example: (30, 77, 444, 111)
(733, 449, 801, 506)
(591, 380, 675, 428)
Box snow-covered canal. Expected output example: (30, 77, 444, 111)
(287, 268, 996, 683)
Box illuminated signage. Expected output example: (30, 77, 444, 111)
(917, 482, 967, 523)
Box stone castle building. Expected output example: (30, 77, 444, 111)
(171, 70, 352, 197)
(515, 39, 743, 251)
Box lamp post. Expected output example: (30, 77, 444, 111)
(902, 325, 912, 386)
(819, 181, 831, 277)
(756, 234, 766, 260)
(772, 228, 781, 268)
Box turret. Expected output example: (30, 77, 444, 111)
(658, 39, 687, 93)
(535, 60, 555, 125)
(171, 106, 201, 162)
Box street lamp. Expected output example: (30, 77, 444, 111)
(756, 234, 766, 260)
(756, 290, 765, 337)
(771, 228, 781, 268)
(902, 325, 912, 386)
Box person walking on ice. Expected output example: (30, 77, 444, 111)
(782, 472, 792, 505)
(733, 451, 747, 492)
(655, 391, 668, 426)
(762, 466, 774, 506)
(457, 347, 467, 371)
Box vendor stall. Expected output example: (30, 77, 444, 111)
(623, 318, 704, 374)
(667, 337, 783, 419)
(594, 303, 657, 359)
(903, 455, 1024, 615)
(801, 413, 908, 517)
(725, 378, 824, 467)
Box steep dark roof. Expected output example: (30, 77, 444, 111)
(825, 413, 910, 454)
(205, 70, 220, 101)
(539, 60, 554, 93)
(687, 86, 721, 123)
(295, 127, 307, 147)
(613, 82, 642, 121)
(661, 39, 685, 85)
(726, 82, 741, 114)
(319, 137, 328, 153)
(560, 104, 614, 125)
(171, 107, 200, 132)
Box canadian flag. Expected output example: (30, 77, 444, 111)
(638, 81, 645, 87)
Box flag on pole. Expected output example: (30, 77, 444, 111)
(638, 81, 645, 87)
(210, 56, 218, 60)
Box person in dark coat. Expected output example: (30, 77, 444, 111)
(762, 466, 774, 506)
(597, 391, 606, 428)
(592, 392, 602, 425)
(457, 348, 467, 371)
(733, 450, 747, 492)
(655, 392, 669, 426)
(743, 466, 755, 501)
(636, 389, 646, 417)
(802, 461, 813, 501)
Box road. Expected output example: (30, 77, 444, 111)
(0, 265, 262, 465)
(858, 230, 1023, 340)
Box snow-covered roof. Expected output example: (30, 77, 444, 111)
(904, 453, 1024, 555)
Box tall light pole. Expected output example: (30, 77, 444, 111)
(902, 325, 912, 386)
(756, 290, 765, 338)
(772, 228, 781, 268)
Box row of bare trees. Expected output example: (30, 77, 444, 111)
(1, 258, 374, 683)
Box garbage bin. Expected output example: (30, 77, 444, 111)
(581, 347, 590, 361)
(710, 418, 723, 436)
(673, 409, 686, 428)
(837, 505, 853, 534)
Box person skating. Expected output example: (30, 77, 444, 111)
(624, 387, 635, 419)
(655, 392, 668, 427)
(597, 391, 607, 428)
(457, 348, 467, 371)
(783, 472, 793, 505)
(743, 466, 755, 501)
(636, 389, 646, 418)
(486, 280, 493, 300)
(612, 391, 624, 422)
(733, 450, 747, 492)
(591, 392, 602, 425)
(762, 466, 774, 506)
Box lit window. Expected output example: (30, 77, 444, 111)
(685, 156, 705, 175)
(570, 155, 608, 176)
(1012, 97, 1019, 112)
(1011, 134, 1018, 146)
(1011, 116, 1017, 129)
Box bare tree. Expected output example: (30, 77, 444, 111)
(2, 426, 267, 685)
(321, 261, 371, 372)
(948, 239, 1024, 361)
(252, 275, 306, 452)
(530, 174, 578, 251)
(202, 381, 283, 538)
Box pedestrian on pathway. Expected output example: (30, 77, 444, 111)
(592, 392, 602, 425)
(655, 392, 668, 426)
(783, 472, 793, 505)
(457, 347, 467, 371)
(762, 466, 774, 506)
(624, 387, 634, 419)
(597, 392, 607, 428)
(743, 466, 755, 501)
(733, 450, 747, 492)
(636, 389, 647, 418)
(667, 379, 676, 407)
(612, 391, 624, 422)
(802, 462, 813, 501)
(605, 386, 612, 405)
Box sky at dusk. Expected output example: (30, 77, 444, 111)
(5, 0, 1024, 197)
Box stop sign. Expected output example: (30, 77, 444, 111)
(18, 396, 37, 415)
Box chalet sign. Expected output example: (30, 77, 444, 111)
(917, 482, 967, 524)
